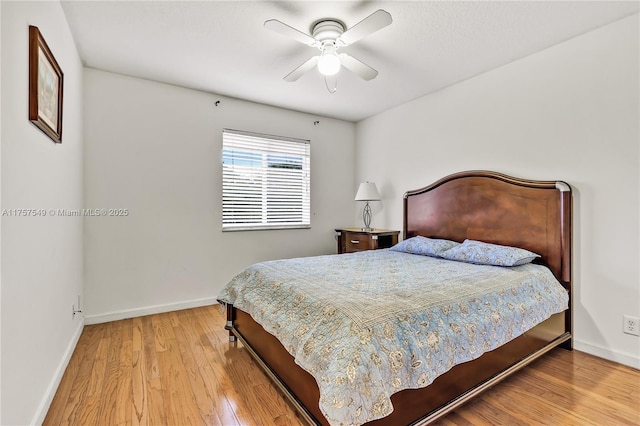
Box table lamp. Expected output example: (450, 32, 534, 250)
(355, 182, 381, 231)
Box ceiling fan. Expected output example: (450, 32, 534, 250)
(264, 9, 392, 92)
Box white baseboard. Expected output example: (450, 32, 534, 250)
(574, 339, 640, 369)
(31, 318, 85, 425)
(83, 297, 220, 325)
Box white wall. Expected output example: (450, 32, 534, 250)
(83, 69, 356, 322)
(1, 1, 84, 424)
(356, 15, 639, 368)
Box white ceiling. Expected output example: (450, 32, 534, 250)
(61, 1, 639, 122)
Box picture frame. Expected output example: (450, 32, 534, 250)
(29, 25, 64, 144)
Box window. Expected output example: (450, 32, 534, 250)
(222, 129, 310, 231)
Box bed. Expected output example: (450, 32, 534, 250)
(218, 170, 572, 425)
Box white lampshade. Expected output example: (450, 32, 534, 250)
(355, 182, 381, 201)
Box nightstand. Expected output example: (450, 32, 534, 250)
(335, 228, 400, 254)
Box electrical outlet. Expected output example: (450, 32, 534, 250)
(72, 304, 76, 319)
(72, 294, 83, 319)
(623, 315, 639, 336)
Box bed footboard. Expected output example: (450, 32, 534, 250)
(226, 304, 570, 426)
(224, 303, 237, 342)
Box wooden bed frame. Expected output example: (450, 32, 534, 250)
(224, 170, 572, 425)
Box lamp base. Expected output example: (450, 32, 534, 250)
(361, 201, 373, 232)
(361, 227, 374, 232)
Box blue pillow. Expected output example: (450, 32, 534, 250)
(390, 236, 459, 257)
(439, 239, 540, 266)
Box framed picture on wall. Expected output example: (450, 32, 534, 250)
(29, 25, 64, 144)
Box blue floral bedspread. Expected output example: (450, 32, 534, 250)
(218, 249, 568, 426)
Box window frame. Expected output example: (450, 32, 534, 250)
(221, 129, 311, 232)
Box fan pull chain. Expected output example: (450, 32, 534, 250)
(324, 76, 337, 94)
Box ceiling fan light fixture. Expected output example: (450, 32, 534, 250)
(317, 50, 341, 76)
(265, 10, 392, 83)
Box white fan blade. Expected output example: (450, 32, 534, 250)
(264, 19, 317, 46)
(284, 56, 320, 82)
(339, 53, 378, 81)
(338, 9, 392, 46)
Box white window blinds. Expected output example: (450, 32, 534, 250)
(222, 129, 311, 231)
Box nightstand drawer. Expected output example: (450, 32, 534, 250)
(345, 234, 374, 252)
(335, 228, 400, 254)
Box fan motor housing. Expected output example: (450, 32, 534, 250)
(312, 20, 345, 42)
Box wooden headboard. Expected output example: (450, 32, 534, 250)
(404, 170, 572, 288)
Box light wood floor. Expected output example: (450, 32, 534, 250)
(44, 305, 640, 426)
